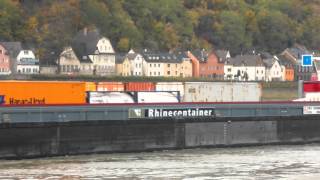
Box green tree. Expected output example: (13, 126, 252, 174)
(117, 37, 130, 52)
(0, 0, 24, 41)
(256, 10, 299, 53)
(197, 11, 250, 54)
(301, 16, 320, 51)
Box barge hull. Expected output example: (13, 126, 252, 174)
(1, 116, 320, 159)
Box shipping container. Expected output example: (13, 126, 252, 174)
(303, 81, 320, 93)
(125, 82, 155, 91)
(304, 92, 320, 101)
(97, 82, 124, 91)
(87, 91, 180, 104)
(88, 92, 134, 104)
(0, 81, 86, 105)
(156, 82, 185, 99)
(137, 91, 180, 103)
(85, 82, 97, 91)
(183, 82, 261, 102)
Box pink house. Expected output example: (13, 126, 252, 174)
(0, 44, 11, 75)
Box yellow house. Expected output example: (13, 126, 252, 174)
(142, 52, 193, 77)
(116, 55, 131, 76)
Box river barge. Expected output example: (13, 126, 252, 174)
(0, 101, 320, 159)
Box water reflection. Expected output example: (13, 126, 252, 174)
(0, 144, 320, 179)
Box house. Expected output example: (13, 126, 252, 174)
(115, 54, 131, 76)
(186, 51, 200, 77)
(262, 56, 283, 81)
(190, 49, 209, 78)
(281, 44, 315, 80)
(190, 49, 226, 79)
(225, 55, 265, 81)
(70, 28, 116, 76)
(0, 42, 22, 75)
(58, 46, 82, 75)
(278, 55, 295, 81)
(142, 51, 193, 77)
(313, 57, 320, 80)
(0, 44, 11, 75)
(215, 50, 231, 63)
(16, 50, 39, 74)
(127, 50, 146, 76)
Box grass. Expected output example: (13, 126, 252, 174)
(262, 88, 298, 101)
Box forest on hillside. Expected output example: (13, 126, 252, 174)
(1, 0, 320, 64)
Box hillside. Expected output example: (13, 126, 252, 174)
(1, 0, 320, 64)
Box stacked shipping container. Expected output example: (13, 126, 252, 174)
(0, 81, 263, 105)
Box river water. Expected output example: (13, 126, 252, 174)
(0, 144, 320, 179)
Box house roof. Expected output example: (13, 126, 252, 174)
(314, 60, 320, 71)
(115, 54, 127, 64)
(71, 29, 109, 63)
(0, 42, 22, 59)
(190, 49, 208, 63)
(141, 52, 185, 63)
(278, 55, 295, 67)
(284, 44, 311, 60)
(215, 50, 230, 63)
(262, 58, 277, 68)
(260, 52, 273, 59)
(228, 55, 264, 67)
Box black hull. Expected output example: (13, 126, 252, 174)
(1, 115, 320, 159)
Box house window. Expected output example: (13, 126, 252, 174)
(158, 72, 160, 75)
(175, 71, 177, 75)
(150, 72, 152, 76)
(167, 71, 170, 75)
(167, 64, 170, 67)
(158, 64, 160, 67)
(150, 64, 152, 67)
(24, 50, 28, 55)
(154, 64, 156, 67)
(154, 72, 156, 75)
(0, 50, 2, 54)
(228, 68, 231, 72)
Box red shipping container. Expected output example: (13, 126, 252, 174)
(303, 81, 320, 92)
(125, 82, 156, 91)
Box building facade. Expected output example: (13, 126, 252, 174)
(263, 57, 283, 81)
(16, 50, 39, 74)
(224, 55, 265, 81)
(70, 29, 116, 76)
(0, 44, 11, 75)
(115, 55, 131, 76)
(142, 52, 192, 77)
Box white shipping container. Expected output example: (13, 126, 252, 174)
(304, 92, 320, 101)
(88, 92, 134, 104)
(183, 82, 261, 102)
(156, 82, 185, 99)
(137, 92, 179, 103)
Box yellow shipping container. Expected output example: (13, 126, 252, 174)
(85, 82, 97, 91)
